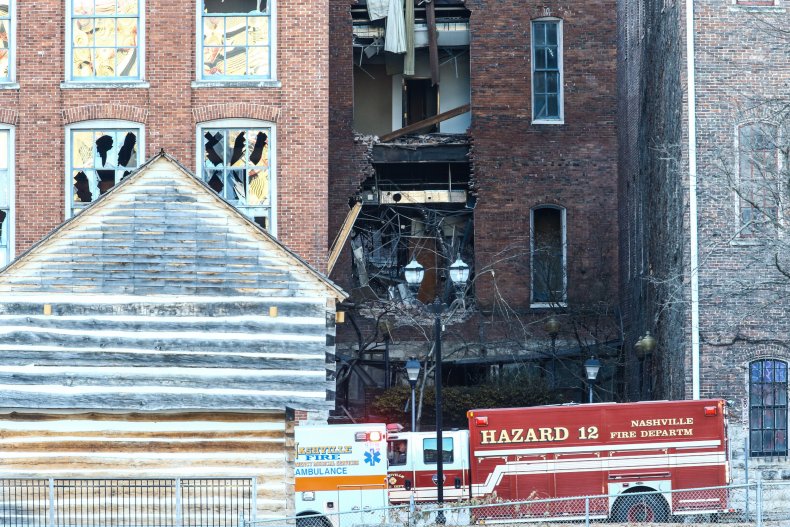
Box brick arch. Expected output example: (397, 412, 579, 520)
(62, 104, 148, 125)
(740, 345, 790, 365)
(192, 103, 280, 124)
(0, 108, 18, 126)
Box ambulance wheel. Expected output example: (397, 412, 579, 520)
(296, 514, 331, 527)
(613, 493, 668, 523)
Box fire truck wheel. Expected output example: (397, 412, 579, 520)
(613, 493, 668, 523)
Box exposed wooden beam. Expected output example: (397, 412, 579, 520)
(327, 201, 362, 275)
(426, 0, 439, 86)
(378, 103, 471, 143)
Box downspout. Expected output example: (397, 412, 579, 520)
(685, 0, 700, 399)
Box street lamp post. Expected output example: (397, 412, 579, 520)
(584, 357, 601, 403)
(544, 316, 560, 388)
(405, 357, 421, 432)
(404, 256, 469, 524)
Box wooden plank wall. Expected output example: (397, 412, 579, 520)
(0, 411, 288, 521)
(0, 297, 333, 412)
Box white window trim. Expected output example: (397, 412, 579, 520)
(64, 0, 146, 83)
(0, 125, 15, 267)
(0, 0, 16, 84)
(194, 0, 278, 83)
(730, 121, 783, 244)
(530, 17, 564, 125)
(196, 118, 278, 236)
(530, 205, 567, 308)
(64, 120, 145, 218)
(729, 0, 784, 11)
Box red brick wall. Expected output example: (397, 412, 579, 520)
(468, 0, 620, 310)
(1, 0, 329, 268)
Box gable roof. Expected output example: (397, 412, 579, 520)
(0, 152, 346, 300)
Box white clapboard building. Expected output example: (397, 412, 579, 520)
(0, 153, 345, 524)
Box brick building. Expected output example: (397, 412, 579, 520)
(0, 0, 343, 522)
(618, 0, 790, 481)
(328, 0, 621, 416)
(0, 0, 328, 268)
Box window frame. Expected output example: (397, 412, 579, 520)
(530, 17, 564, 125)
(530, 205, 567, 308)
(64, 0, 146, 83)
(0, 0, 15, 84)
(734, 122, 781, 238)
(0, 125, 14, 268)
(422, 437, 454, 464)
(64, 119, 145, 218)
(749, 359, 788, 458)
(196, 118, 277, 235)
(195, 0, 277, 82)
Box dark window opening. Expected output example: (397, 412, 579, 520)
(532, 207, 565, 304)
(404, 78, 439, 132)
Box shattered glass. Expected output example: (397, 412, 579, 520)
(202, 128, 271, 215)
(71, 129, 138, 206)
(0, 130, 7, 209)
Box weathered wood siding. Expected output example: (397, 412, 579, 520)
(0, 411, 288, 520)
(0, 155, 343, 412)
(0, 154, 345, 518)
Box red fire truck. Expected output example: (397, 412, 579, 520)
(386, 399, 732, 522)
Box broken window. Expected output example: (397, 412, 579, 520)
(531, 19, 563, 123)
(200, 121, 273, 231)
(0, 0, 11, 82)
(531, 206, 566, 306)
(68, 122, 142, 215)
(69, 0, 142, 80)
(738, 122, 779, 237)
(201, 0, 271, 79)
(0, 127, 11, 267)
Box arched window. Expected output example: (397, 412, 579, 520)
(0, 125, 13, 267)
(530, 205, 566, 306)
(738, 123, 779, 237)
(749, 359, 788, 457)
(65, 120, 144, 217)
(197, 119, 276, 233)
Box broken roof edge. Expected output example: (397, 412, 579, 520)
(1, 151, 348, 303)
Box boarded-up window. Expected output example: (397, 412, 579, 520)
(201, 124, 273, 230)
(531, 206, 565, 305)
(70, 0, 141, 79)
(201, 0, 271, 78)
(738, 123, 778, 236)
(70, 127, 140, 212)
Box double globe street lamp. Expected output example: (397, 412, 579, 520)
(404, 255, 470, 523)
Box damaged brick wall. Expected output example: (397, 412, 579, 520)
(467, 0, 620, 311)
(3, 0, 330, 268)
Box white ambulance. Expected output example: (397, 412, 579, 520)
(295, 424, 389, 527)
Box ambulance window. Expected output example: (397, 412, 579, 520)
(423, 438, 453, 464)
(388, 440, 408, 465)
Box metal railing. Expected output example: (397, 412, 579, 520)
(0, 477, 255, 527)
(247, 481, 790, 527)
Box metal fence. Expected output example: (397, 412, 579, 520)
(0, 477, 255, 527)
(248, 481, 790, 527)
